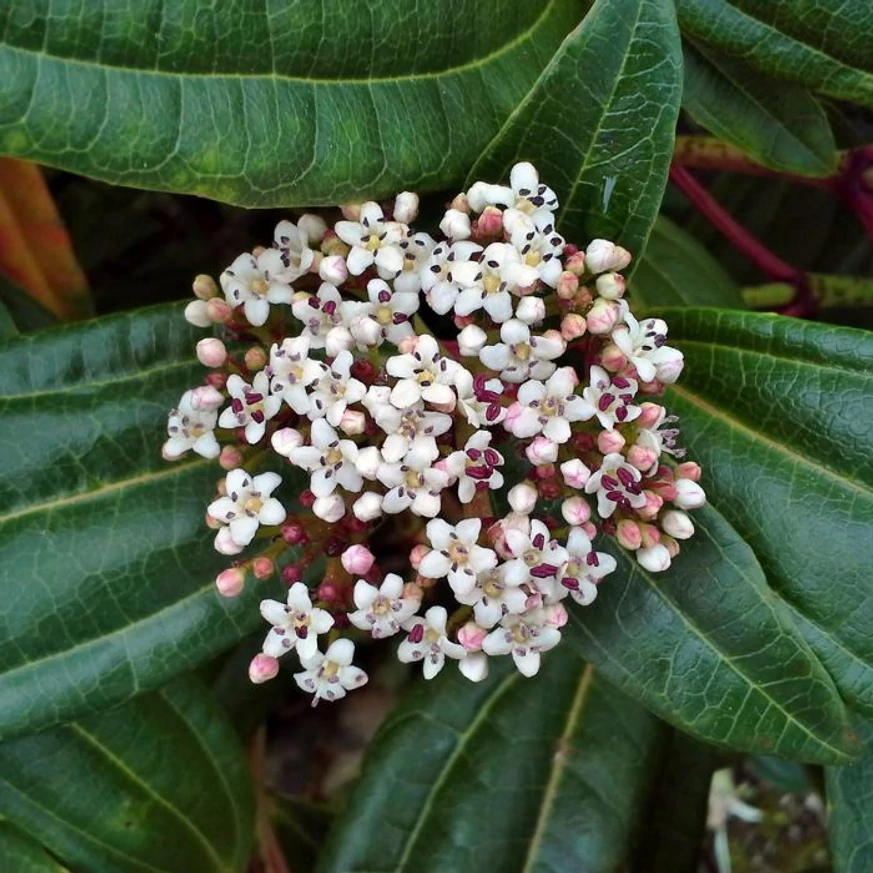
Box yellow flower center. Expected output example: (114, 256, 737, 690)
(375, 304, 393, 325)
(483, 274, 501, 295)
(325, 446, 344, 467)
(251, 277, 269, 297)
(244, 496, 264, 515)
(524, 251, 542, 267)
(365, 234, 381, 252)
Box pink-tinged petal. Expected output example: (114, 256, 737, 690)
(229, 515, 259, 546)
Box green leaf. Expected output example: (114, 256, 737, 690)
(682, 40, 838, 176)
(318, 650, 669, 873)
(633, 215, 745, 308)
(0, 1, 581, 206)
(0, 677, 254, 873)
(827, 718, 873, 873)
(0, 274, 56, 333)
(676, 0, 873, 109)
(564, 504, 860, 763)
(0, 304, 283, 739)
(661, 309, 873, 720)
(469, 0, 683, 260)
(272, 795, 333, 873)
(0, 823, 69, 873)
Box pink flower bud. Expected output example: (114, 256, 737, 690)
(516, 296, 546, 325)
(313, 494, 346, 523)
(585, 298, 620, 335)
(525, 592, 544, 612)
(394, 191, 419, 224)
(561, 496, 591, 526)
(192, 274, 219, 300)
(453, 314, 475, 329)
(215, 526, 244, 555)
(543, 603, 568, 628)
(409, 544, 429, 570)
(534, 463, 556, 480)
(340, 202, 362, 221)
(507, 482, 538, 514)
(488, 512, 531, 559)
(281, 522, 306, 545)
(654, 349, 684, 385)
(476, 206, 504, 238)
(560, 313, 587, 340)
(450, 192, 470, 212)
(184, 300, 212, 328)
(205, 372, 227, 390)
(339, 409, 366, 436)
(526, 436, 559, 466)
(458, 622, 488, 652)
(639, 523, 661, 548)
(403, 582, 423, 602)
(319, 254, 348, 285)
(353, 492, 383, 522)
(298, 213, 327, 244)
(616, 519, 642, 550)
(581, 521, 598, 540)
(599, 343, 627, 372)
(282, 563, 303, 584)
(397, 335, 418, 355)
(674, 479, 706, 510)
(215, 567, 245, 597)
(626, 444, 658, 473)
(564, 251, 586, 276)
(637, 402, 664, 429)
(252, 557, 275, 580)
(557, 270, 580, 300)
(458, 324, 487, 356)
(249, 654, 280, 684)
(586, 239, 632, 274)
(504, 401, 523, 432)
(206, 297, 233, 324)
(271, 427, 304, 458)
(560, 459, 591, 489)
(595, 272, 626, 300)
(675, 461, 703, 482)
(597, 430, 626, 455)
(244, 346, 267, 372)
(439, 208, 472, 240)
(219, 446, 244, 470)
(196, 338, 226, 368)
(636, 490, 664, 521)
(341, 544, 375, 575)
(636, 544, 671, 573)
(661, 510, 694, 540)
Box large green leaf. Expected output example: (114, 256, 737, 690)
(0, 304, 282, 739)
(469, 0, 683, 260)
(0, 823, 68, 873)
(827, 718, 873, 873)
(677, 0, 873, 109)
(633, 215, 744, 308)
(0, 1, 581, 206)
(661, 309, 873, 720)
(682, 40, 837, 176)
(0, 677, 254, 873)
(565, 504, 859, 763)
(318, 649, 668, 873)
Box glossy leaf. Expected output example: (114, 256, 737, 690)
(564, 504, 860, 763)
(661, 309, 873, 719)
(318, 650, 668, 873)
(0, 274, 57, 332)
(682, 41, 837, 176)
(677, 0, 873, 109)
(0, 304, 284, 739)
(469, 0, 683, 260)
(0, 1, 581, 206)
(272, 795, 333, 873)
(0, 824, 69, 873)
(633, 215, 744, 308)
(0, 678, 254, 873)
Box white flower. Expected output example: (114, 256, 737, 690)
(482, 608, 561, 677)
(386, 334, 461, 409)
(218, 372, 282, 444)
(208, 469, 286, 547)
(611, 312, 684, 383)
(506, 367, 595, 443)
(376, 452, 450, 518)
(585, 239, 631, 274)
(334, 202, 406, 277)
(260, 582, 334, 661)
(479, 319, 566, 383)
(267, 336, 325, 415)
(455, 564, 528, 629)
(635, 407, 685, 467)
(557, 527, 617, 606)
(467, 162, 559, 223)
(164, 389, 221, 459)
(294, 639, 368, 705)
(308, 350, 367, 426)
(289, 419, 363, 498)
(585, 452, 648, 518)
(348, 574, 419, 639)
(455, 370, 506, 427)
(511, 216, 565, 287)
(444, 431, 505, 504)
(394, 191, 419, 224)
(439, 208, 472, 240)
(220, 249, 293, 327)
(502, 518, 569, 598)
(369, 396, 450, 465)
(420, 241, 482, 314)
(394, 231, 436, 294)
(397, 606, 466, 679)
(272, 218, 316, 283)
(582, 365, 641, 429)
(454, 243, 538, 323)
(418, 518, 498, 595)
(350, 278, 419, 347)
(290, 283, 356, 350)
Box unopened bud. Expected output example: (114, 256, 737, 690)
(196, 338, 227, 368)
(341, 544, 375, 575)
(458, 324, 487, 356)
(616, 519, 642, 550)
(215, 526, 244, 555)
(507, 482, 538, 514)
(393, 191, 419, 224)
(313, 494, 346, 523)
(595, 272, 626, 300)
(674, 479, 706, 509)
(661, 510, 694, 540)
(216, 568, 245, 597)
(409, 543, 429, 570)
(526, 436, 559, 466)
(543, 603, 568, 628)
(219, 446, 245, 470)
(560, 313, 587, 340)
(340, 202, 362, 221)
(560, 458, 591, 489)
(586, 298, 620, 335)
(662, 535, 681, 558)
(339, 409, 366, 436)
(458, 622, 488, 651)
(281, 522, 306, 545)
(475, 206, 504, 238)
(353, 492, 383, 522)
(557, 270, 579, 300)
(586, 239, 632, 274)
(564, 251, 586, 276)
(190, 385, 225, 411)
(281, 563, 303, 584)
(599, 343, 626, 372)
(205, 372, 227, 390)
(206, 297, 233, 324)
(439, 208, 472, 240)
(271, 428, 304, 459)
(249, 654, 280, 684)
(298, 213, 327, 245)
(561, 496, 591, 526)
(637, 402, 665, 429)
(675, 462, 703, 482)
(319, 254, 348, 285)
(639, 523, 662, 548)
(637, 490, 664, 521)
(534, 463, 556, 480)
(244, 346, 267, 372)
(515, 296, 546, 325)
(184, 300, 212, 328)
(193, 274, 219, 300)
(636, 544, 671, 573)
(597, 430, 626, 455)
(252, 557, 275, 580)
(626, 444, 658, 473)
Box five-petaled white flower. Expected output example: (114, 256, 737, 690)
(348, 574, 420, 639)
(272, 218, 316, 283)
(582, 365, 641, 430)
(419, 240, 483, 314)
(386, 334, 462, 409)
(290, 282, 357, 351)
(397, 606, 466, 679)
(350, 278, 419, 347)
(479, 319, 566, 383)
(164, 388, 222, 459)
(208, 469, 286, 547)
(510, 216, 565, 288)
(220, 249, 293, 327)
(289, 419, 364, 498)
(611, 312, 684, 383)
(502, 518, 569, 599)
(260, 582, 334, 661)
(267, 336, 325, 415)
(334, 202, 406, 278)
(455, 370, 507, 427)
(418, 518, 498, 595)
(309, 350, 367, 426)
(294, 638, 368, 705)
(444, 430, 505, 504)
(367, 392, 450, 466)
(467, 162, 559, 224)
(455, 564, 528, 629)
(482, 608, 561, 677)
(218, 372, 283, 444)
(585, 452, 648, 518)
(557, 526, 617, 606)
(506, 367, 594, 443)
(394, 231, 436, 294)
(454, 242, 539, 324)
(376, 452, 450, 518)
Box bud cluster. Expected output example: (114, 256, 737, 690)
(164, 163, 705, 704)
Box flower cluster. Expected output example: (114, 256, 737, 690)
(166, 162, 706, 705)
